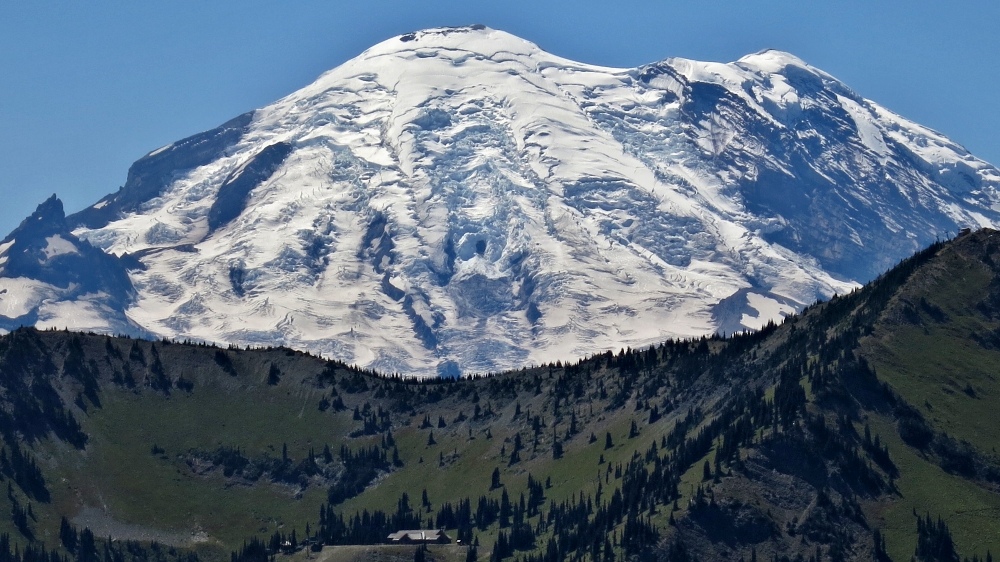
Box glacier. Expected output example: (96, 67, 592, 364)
(2, 26, 999, 377)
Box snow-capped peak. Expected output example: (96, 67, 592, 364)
(367, 25, 544, 58)
(2, 28, 998, 376)
(737, 49, 816, 73)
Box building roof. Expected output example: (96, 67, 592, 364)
(387, 530, 449, 541)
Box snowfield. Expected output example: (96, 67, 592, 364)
(3, 26, 999, 376)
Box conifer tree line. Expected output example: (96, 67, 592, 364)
(3, 234, 1000, 561)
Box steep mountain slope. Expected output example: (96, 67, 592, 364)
(0, 195, 140, 335)
(0, 231, 999, 562)
(3, 26, 1000, 376)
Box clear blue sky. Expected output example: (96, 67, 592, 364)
(2, 1, 997, 237)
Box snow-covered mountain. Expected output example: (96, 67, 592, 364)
(3, 26, 999, 376)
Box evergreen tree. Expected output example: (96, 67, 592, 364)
(267, 363, 281, 386)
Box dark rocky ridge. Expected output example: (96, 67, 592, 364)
(207, 141, 293, 233)
(0, 196, 135, 330)
(69, 111, 254, 230)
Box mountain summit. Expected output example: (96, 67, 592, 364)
(2, 26, 999, 376)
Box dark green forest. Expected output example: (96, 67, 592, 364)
(0, 230, 999, 562)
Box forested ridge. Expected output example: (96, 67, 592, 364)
(0, 231, 998, 562)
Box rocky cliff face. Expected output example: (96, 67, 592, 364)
(0, 195, 139, 335)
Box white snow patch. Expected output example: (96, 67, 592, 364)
(36, 295, 116, 333)
(42, 236, 79, 260)
(838, 95, 889, 158)
(740, 292, 796, 330)
(0, 278, 54, 318)
(0, 240, 13, 269)
(147, 143, 173, 157)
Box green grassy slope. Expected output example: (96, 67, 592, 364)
(0, 230, 999, 562)
(858, 230, 1000, 561)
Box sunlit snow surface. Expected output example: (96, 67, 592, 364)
(0, 240, 13, 270)
(57, 27, 1000, 376)
(41, 236, 80, 260)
